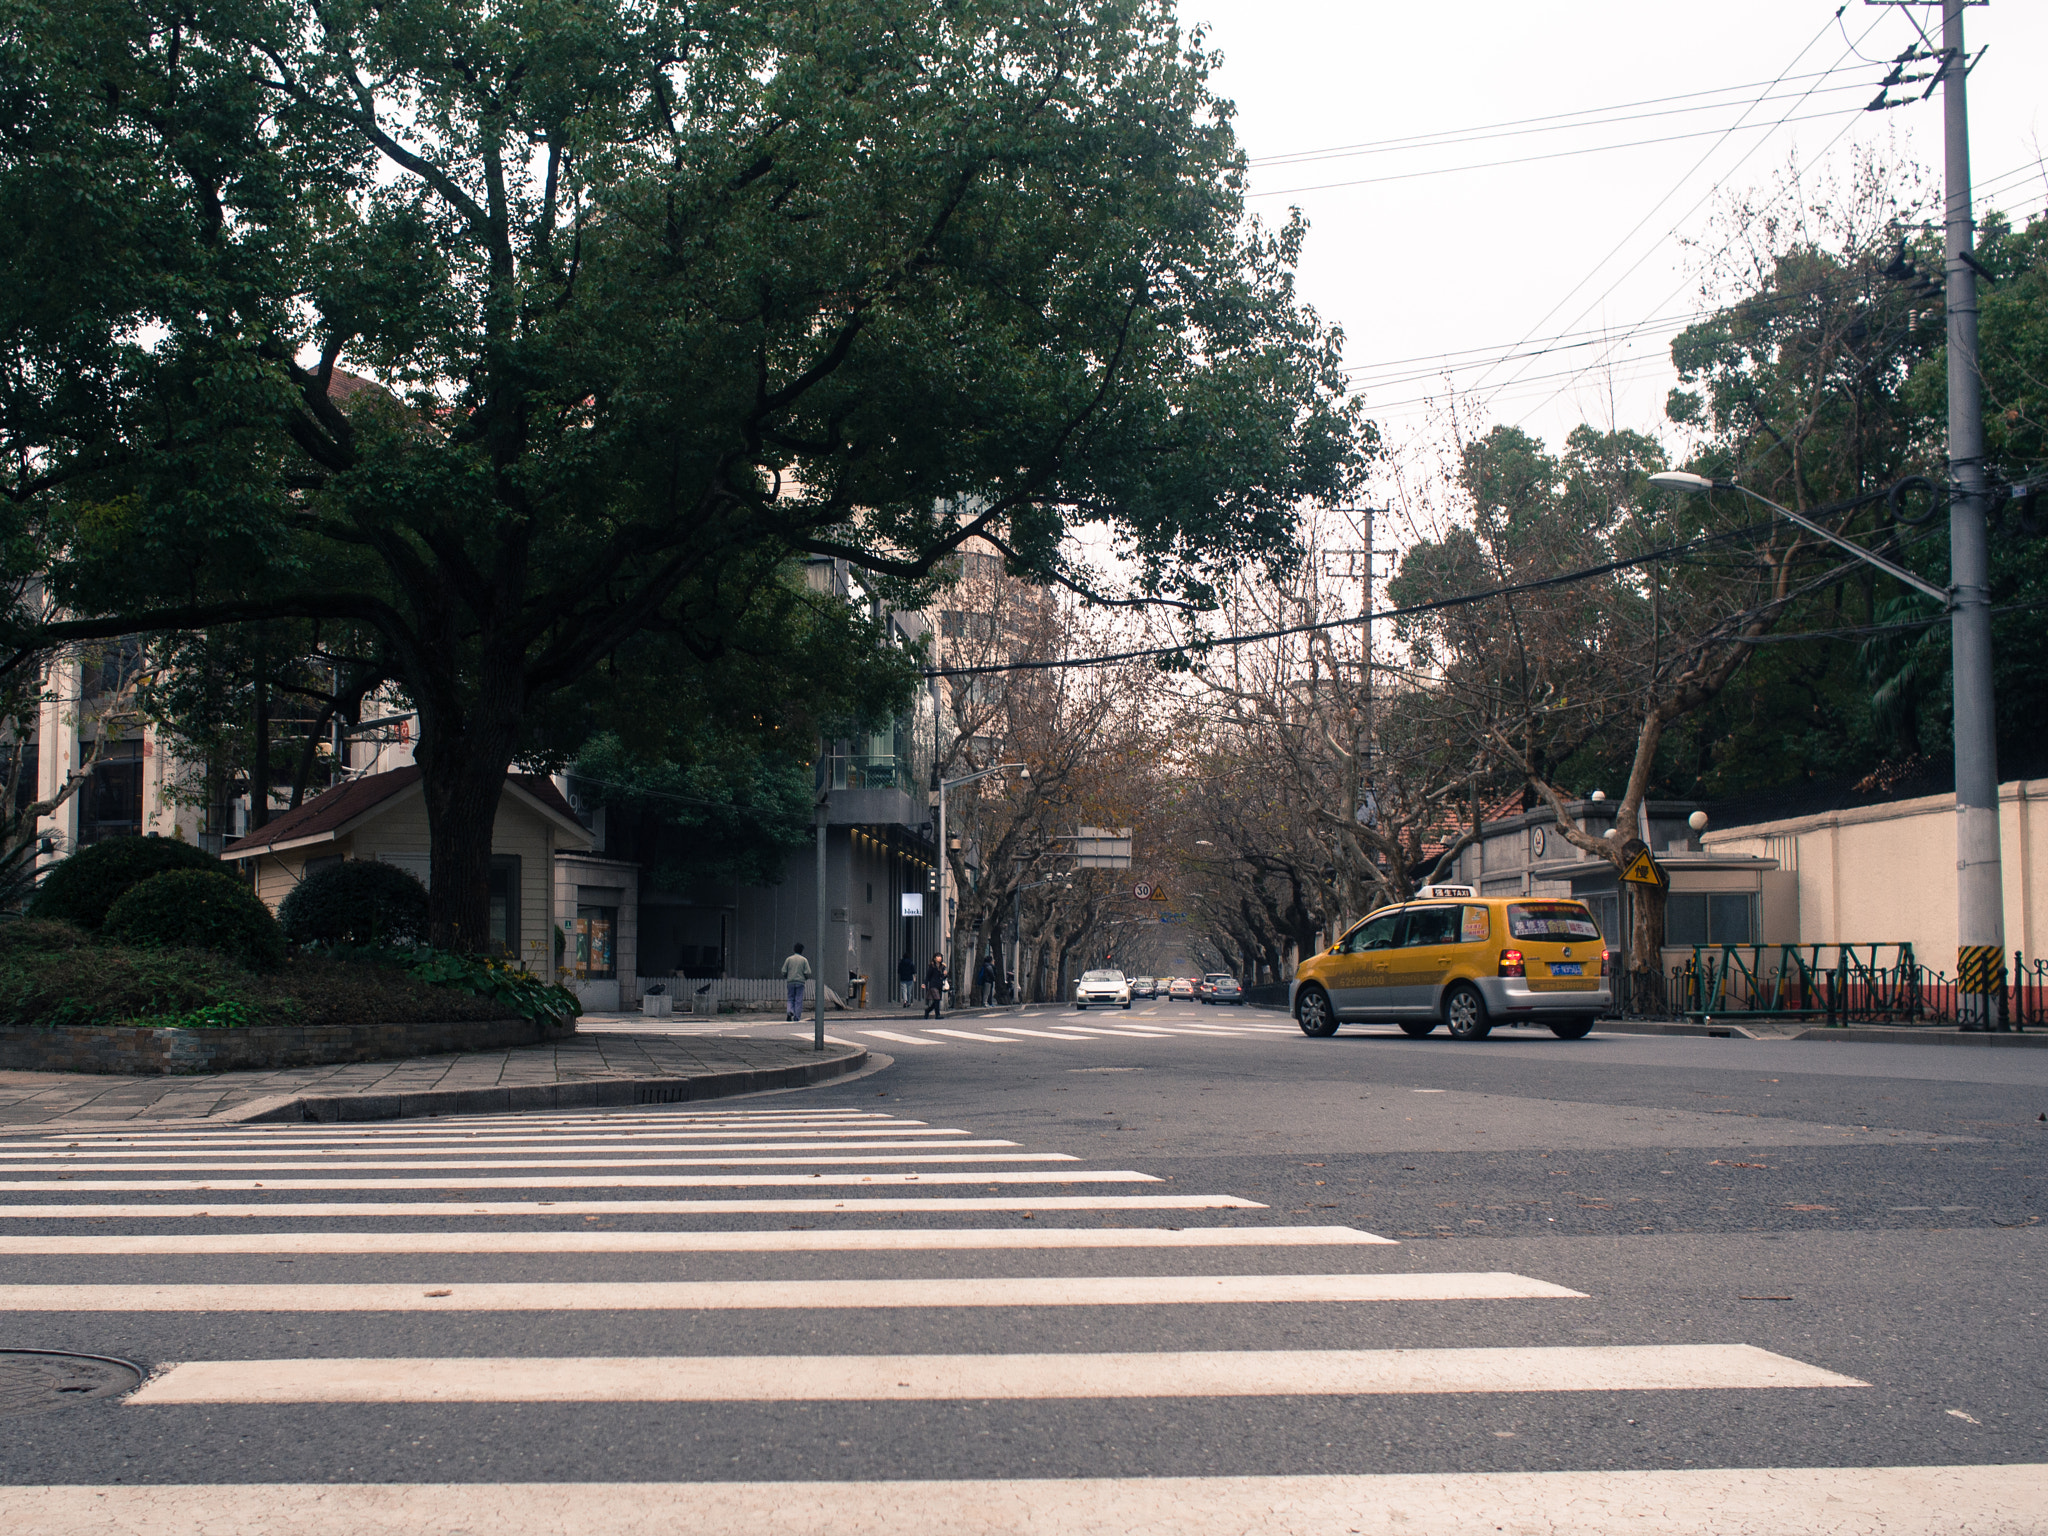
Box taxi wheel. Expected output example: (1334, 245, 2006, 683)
(1295, 987, 1339, 1038)
(1549, 1016, 1595, 1039)
(1442, 983, 1493, 1041)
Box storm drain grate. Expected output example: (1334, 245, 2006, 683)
(0, 1350, 143, 1416)
(636, 1085, 691, 1104)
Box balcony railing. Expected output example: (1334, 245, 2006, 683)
(825, 754, 918, 794)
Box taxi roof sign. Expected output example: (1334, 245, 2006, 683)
(1414, 884, 1475, 899)
(1621, 847, 1660, 885)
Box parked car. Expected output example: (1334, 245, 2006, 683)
(1074, 969, 1133, 1009)
(1208, 975, 1244, 1005)
(1290, 895, 1610, 1041)
(1131, 977, 1157, 999)
(1168, 976, 1197, 1000)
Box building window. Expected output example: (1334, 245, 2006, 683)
(79, 743, 144, 844)
(488, 855, 520, 960)
(569, 906, 617, 980)
(1666, 891, 1755, 948)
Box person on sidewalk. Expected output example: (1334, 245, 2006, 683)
(781, 943, 813, 1021)
(897, 951, 917, 1007)
(976, 955, 997, 1007)
(922, 952, 948, 1019)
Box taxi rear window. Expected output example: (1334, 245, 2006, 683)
(1507, 902, 1600, 940)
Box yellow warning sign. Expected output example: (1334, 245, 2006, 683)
(1621, 848, 1660, 886)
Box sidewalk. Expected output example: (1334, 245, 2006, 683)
(0, 1031, 868, 1130)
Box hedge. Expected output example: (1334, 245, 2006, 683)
(28, 837, 222, 931)
(103, 869, 288, 971)
(279, 859, 430, 948)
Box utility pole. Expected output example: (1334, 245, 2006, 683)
(814, 742, 828, 1051)
(1938, 0, 2005, 1028)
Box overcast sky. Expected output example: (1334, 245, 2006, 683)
(1189, 0, 2046, 542)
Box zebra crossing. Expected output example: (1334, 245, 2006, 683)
(0, 1100, 2017, 1533)
(576, 1009, 1301, 1048)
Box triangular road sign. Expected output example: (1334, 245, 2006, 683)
(1621, 846, 1660, 885)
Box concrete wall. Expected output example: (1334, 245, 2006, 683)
(1703, 778, 2048, 964)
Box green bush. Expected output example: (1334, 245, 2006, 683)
(28, 837, 223, 931)
(0, 945, 512, 1030)
(0, 918, 92, 953)
(278, 859, 430, 948)
(373, 946, 582, 1025)
(103, 870, 287, 971)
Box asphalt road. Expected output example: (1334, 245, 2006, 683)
(0, 1000, 2042, 1533)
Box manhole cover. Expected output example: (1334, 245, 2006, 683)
(0, 1350, 142, 1416)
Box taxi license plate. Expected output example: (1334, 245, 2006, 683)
(1550, 962, 1583, 976)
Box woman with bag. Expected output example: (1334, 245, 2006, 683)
(922, 953, 949, 1020)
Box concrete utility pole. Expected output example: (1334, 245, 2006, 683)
(1938, 0, 2005, 1028)
(815, 748, 829, 1051)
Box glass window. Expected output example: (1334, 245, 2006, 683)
(570, 905, 616, 980)
(488, 856, 520, 959)
(1709, 894, 1754, 945)
(1506, 902, 1601, 940)
(1666, 893, 1709, 947)
(1461, 906, 1491, 943)
(1401, 906, 1460, 946)
(1340, 911, 1401, 952)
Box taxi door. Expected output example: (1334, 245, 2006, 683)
(1385, 904, 1460, 1013)
(1326, 908, 1402, 1014)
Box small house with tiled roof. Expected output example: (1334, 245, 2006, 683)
(220, 766, 605, 988)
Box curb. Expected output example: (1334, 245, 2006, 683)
(1788, 1025, 2048, 1048)
(219, 1047, 870, 1124)
(1594, 1019, 1768, 1040)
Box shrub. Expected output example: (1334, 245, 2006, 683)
(28, 837, 223, 932)
(0, 918, 92, 954)
(103, 870, 287, 971)
(279, 859, 430, 948)
(375, 946, 582, 1025)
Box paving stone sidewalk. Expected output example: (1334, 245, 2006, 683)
(0, 1032, 865, 1129)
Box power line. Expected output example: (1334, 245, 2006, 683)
(926, 514, 1788, 679)
(1464, 10, 1891, 422)
(1249, 70, 1879, 171)
(1248, 107, 1867, 200)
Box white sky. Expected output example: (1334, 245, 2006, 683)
(1191, 0, 2047, 547)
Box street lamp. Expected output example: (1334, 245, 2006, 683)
(1650, 470, 2003, 1028)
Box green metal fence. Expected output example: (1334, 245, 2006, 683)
(1679, 944, 1926, 1025)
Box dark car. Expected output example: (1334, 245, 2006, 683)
(1208, 975, 1244, 1005)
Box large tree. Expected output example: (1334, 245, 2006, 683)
(3, 0, 1365, 946)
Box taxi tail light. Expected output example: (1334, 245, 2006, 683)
(1601, 948, 1616, 973)
(1498, 949, 1525, 978)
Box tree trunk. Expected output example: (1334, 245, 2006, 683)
(250, 675, 271, 830)
(415, 717, 521, 954)
(1626, 874, 1668, 1011)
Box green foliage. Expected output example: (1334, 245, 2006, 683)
(279, 859, 430, 948)
(0, 938, 511, 1030)
(103, 869, 287, 972)
(28, 837, 224, 932)
(370, 947, 583, 1027)
(3, 0, 1368, 950)
(572, 729, 813, 890)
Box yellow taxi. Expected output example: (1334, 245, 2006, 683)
(1290, 885, 1610, 1041)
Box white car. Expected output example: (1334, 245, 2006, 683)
(1074, 969, 1133, 1009)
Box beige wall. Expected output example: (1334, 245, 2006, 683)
(1704, 778, 2048, 965)
(233, 786, 571, 981)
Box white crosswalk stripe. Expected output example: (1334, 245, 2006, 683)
(569, 1008, 1303, 1048)
(0, 1097, 1939, 1531)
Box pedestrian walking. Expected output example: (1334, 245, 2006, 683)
(976, 955, 997, 1007)
(897, 951, 917, 1008)
(781, 943, 813, 1021)
(922, 952, 948, 1019)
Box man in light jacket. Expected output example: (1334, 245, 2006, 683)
(782, 943, 813, 1021)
